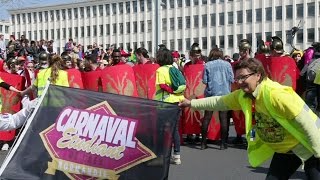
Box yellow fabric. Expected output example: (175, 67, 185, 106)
(314, 69, 320, 85)
(191, 78, 319, 167)
(34, 67, 69, 96)
(155, 65, 184, 103)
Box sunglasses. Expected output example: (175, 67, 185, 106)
(235, 73, 255, 83)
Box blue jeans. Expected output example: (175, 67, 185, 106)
(173, 117, 180, 154)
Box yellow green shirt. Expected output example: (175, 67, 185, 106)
(155, 65, 184, 103)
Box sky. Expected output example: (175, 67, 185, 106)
(0, 0, 81, 20)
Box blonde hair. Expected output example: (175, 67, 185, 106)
(49, 55, 64, 84)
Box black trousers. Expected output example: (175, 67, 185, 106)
(266, 153, 320, 180)
(202, 111, 229, 143)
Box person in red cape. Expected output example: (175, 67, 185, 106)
(135, 47, 152, 65)
(110, 49, 126, 66)
(184, 43, 205, 68)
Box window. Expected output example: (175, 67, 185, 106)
(86, 6, 91, 17)
(276, 6, 282, 20)
(140, 21, 144, 32)
(256, 33, 262, 45)
(265, 32, 272, 42)
(62, 28, 66, 39)
(219, 36, 224, 48)
(106, 24, 110, 35)
(119, 2, 124, 14)
(28, 13, 31, 23)
(147, 0, 152, 11)
(75, 27, 78, 37)
(148, 20, 152, 32)
(178, 17, 182, 29)
(170, 0, 174, 8)
(185, 0, 190, 7)
(0, 26, 3, 32)
(50, 30, 54, 39)
(56, 29, 60, 39)
(67, 9, 71, 19)
(133, 1, 137, 13)
(80, 7, 84, 18)
(211, 0, 216, 3)
(33, 12, 37, 22)
(202, 14, 207, 27)
(211, 13, 216, 26)
(202, 0, 207, 5)
(246, 10, 252, 22)
(126, 22, 130, 33)
(178, 0, 182, 7)
(162, 18, 167, 31)
(286, 5, 292, 19)
(194, 15, 199, 27)
(297, 29, 303, 43)
(68, 28, 72, 38)
(44, 11, 48, 22)
(237, 34, 243, 44)
(237, 11, 243, 23)
(56, 10, 60, 20)
(228, 12, 233, 24)
(87, 26, 90, 36)
(93, 6, 97, 17)
(99, 25, 103, 36)
(62, 9, 66, 20)
(34, 31, 37, 40)
(11, 15, 15, 24)
(194, 0, 199, 6)
(74, 8, 78, 19)
(80, 26, 84, 37)
(133, 21, 137, 33)
(22, 13, 25, 24)
(99, 5, 103, 16)
(5, 26, 9, 34)
(211, 36, 216, 48)
(126, 2, 130, 13)
(307, 28, 314, 42)
(170, 18, 174, 30)
(193, 38, 199, 44)
(186, 16, 191, 28)
(113, 23, 117, 34)
(112, 3, 117, 15)
(170, 39, 174, 50)
(177, 39, 182, 51)
(228, 35, 233, 48)
(162, 40, 167, 46)
(265, 7, 272, 21)
(185, 38, 191, 49)
(219, 13, 224, 25)
(140, 0, 145, 11)
(106, 4, 110, 15)
(39, 12, 42, 22)
(308, 3, 315, 17)
(275, 31, 282, 39)
(93, 25, 97, 36)
(296, 4, 303, 18)
(256, 8, 262, 22)
(202, 37, 207, 49)
(246, 33, 252, 44)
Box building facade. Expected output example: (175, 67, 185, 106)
(0, 20, 12, 44)
(8, 0, 320, 56)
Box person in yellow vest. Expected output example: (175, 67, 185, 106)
(179, 58, 320, 179)
(21, 54, 69, 97)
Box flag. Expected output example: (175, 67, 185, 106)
(0, 85, 180, 180)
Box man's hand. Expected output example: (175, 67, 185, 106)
(178, 99, 191, 108)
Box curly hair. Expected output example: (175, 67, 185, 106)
(156, 49, 173, 66)
(234, 58, 267, 82)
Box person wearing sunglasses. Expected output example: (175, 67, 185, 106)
(179, 58, 320, 179)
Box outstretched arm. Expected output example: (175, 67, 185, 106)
(0, 99, 38, 131)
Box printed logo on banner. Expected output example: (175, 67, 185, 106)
(39, 101, 156, 180)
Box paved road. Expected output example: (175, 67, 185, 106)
(0, 127, 306, 180)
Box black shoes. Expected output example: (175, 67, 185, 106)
(200, 142, 208, 150)
(220, 143, 228, 150)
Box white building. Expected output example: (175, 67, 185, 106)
(8, 0, 320, 56)
(0, 20, 11, 44)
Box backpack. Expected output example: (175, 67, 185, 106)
(167, 66, 186, 94)
(305, 58, 320, 82)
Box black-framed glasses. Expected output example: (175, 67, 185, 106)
(235, 73, 255, 83)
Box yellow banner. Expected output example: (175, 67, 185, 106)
(45, 158, 119, 180)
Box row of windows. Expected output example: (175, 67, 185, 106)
(13, 28, 319, 52)
(166, 0, 233, 8)
(12, 2, 319, 25)
(0, 25, 9, 34)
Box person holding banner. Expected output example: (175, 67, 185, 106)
(179, 58, 320, 179)
(155, 49, 185, 165)
(21, 54, 69, 97)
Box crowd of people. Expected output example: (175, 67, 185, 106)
(0, 32, 320, 179)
